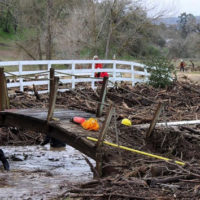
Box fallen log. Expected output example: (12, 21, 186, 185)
(180, 126, 200, 135)
(181, 84, 200, 95)
(69, 193, 154, 199)
(148, 175, 193, 185)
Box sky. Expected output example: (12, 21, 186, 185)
(143, 0, 200, 17)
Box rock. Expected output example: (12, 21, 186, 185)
(48, 157, 59, 162)
(11, 154, 25, 161)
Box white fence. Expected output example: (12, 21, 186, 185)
(0, 60, 150, 94)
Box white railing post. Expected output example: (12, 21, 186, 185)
(48, 62, 51, 92)
(72, 62, 75, 89)
(19, 62, 23, 92)
(2, 59, 148, 93)
(131, 64, 135, 86)
(91, 61, 95, 89)
(113, 60, 116, 84)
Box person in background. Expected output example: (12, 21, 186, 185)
(179, 60, 186, 72)
(93, 55, 109, 78)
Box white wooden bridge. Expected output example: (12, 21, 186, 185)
(0, 60, 149, 93)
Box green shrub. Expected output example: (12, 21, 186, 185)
(145, 56, 175, 88)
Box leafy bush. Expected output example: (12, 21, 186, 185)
(145, 56, 175, 88)
(0, 9, 17, 33)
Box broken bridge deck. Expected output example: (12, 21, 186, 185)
(0, 109, 102, 159)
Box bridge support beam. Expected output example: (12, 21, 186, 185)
(0, 111, 96, 160)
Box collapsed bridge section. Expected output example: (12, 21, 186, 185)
(0, 109, 100, 160)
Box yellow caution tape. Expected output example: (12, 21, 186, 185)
(87, 137, 185, 166)
(52, 117, 60, 121)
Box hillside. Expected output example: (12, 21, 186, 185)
(0, 30, 28, 61)
(155, 16, 200, 25)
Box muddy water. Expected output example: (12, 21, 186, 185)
(0, 145, 95, 200)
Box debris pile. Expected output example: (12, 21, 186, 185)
(2, 81, 200, 199)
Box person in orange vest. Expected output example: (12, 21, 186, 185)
(93, 55, 109, 78)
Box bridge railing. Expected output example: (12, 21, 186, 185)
(0, 60, 150, 93)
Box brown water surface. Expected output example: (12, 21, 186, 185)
(0, 145, 94, 199)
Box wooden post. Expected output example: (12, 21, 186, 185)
(0, 68, 9, 110)
(96, 76, 109, 117)
(0, 68, 5, 111)
(33, 84, 40, 100)
(47, 68, 55, 122)
(96, 104, 114, 176)
(3, 75, 10, 109)
(47, 76, 59, 122)
(146, 102, 163, 139)
(47, 68, 54, 117)
(49, 68, 55, 94)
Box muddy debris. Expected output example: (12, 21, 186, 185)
(1, 81, 200, 199)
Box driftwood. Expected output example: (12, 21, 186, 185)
(80, 180, 101, 188)
(180, 126, 200, 135)
(148, 175, 193, 185)
(181, 84, 200, 95)
(83, 155, 100, 178)
(4, 81, 200, 200)
(69, 193, 153, 199)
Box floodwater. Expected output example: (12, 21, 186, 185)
(0, 145, 95, 200)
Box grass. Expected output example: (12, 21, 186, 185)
(0, 28, 35, 44)
(0, 29, 16, 42)
(187, 71, 200, 75)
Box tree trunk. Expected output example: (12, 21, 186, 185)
(104, 0, 117, 59)
(46, 0, 53, 60)
(38, 34, 43, 70)
(91, 0, 97, 54)
(105, 20, 112, 59)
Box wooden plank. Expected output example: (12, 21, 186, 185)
(146, 102, 163, 139)
(96, 76, 109, 117)
(4, 109, 95, 121)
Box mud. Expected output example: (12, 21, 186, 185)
(0, 145, 94, 200)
